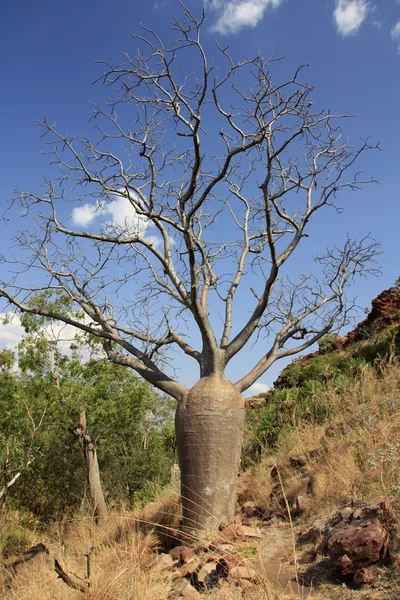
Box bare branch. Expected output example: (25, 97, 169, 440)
(1, 6, 379, 393)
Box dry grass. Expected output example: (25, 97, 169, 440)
(238, 464, 274, 507)
(266, 361, 400, 520)
(1, 508, 175, 600)
(2, 361, 400, 599)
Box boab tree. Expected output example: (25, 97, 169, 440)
(0, 7, 378, 531)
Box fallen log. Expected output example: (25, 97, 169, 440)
(54, 559, 87, 593)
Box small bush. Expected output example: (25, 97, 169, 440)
(318, 334, 336, 353)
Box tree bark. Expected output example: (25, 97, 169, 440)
(84, 439, 108, 521)
(175, 376, 245, 532)
(71, 412, 108, 521)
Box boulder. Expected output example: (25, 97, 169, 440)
(327, 520, 389, 574)
(353, 567, 374, 586)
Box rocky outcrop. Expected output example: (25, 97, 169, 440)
(345, 288, 400, 344)
(273, 287, 400, 389)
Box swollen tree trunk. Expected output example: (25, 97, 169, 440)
(175, 375, 245, 532)
(70, 412, 108, 521)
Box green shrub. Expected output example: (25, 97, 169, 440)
(318, 334, 336, 353)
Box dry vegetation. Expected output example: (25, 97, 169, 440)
(1, 359, 400, 599)
(272, 359, 400, 515)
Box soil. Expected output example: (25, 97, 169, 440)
(256, 524, 309, 598)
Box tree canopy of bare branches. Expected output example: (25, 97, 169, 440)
(1, 6, 379, 397)
(0, 4, 380, 530)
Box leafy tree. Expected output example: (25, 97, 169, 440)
(0, 350, 30, 510)
(0, 6, 379, 530)
(10, 332, 174, 519)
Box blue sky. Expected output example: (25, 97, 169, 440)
(0, 0, 399, 394)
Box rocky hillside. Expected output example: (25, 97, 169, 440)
(273, 286, 400, 391)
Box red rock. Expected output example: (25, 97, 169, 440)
(215, 556, 243, 578)
(179, 556, 202, 577)
(196, 562, 217, 586)
(181, 548, 196, 562)
(295, 496, 314, 514)
(274, 288, 400, 389)
(210, 524, 241, 549)
(346, 288, 400, 345)
(170, 546, 195, 562)
(327, 520, 389, 573)
(180, 583, 201, 599)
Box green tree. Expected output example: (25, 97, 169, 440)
(7, 331, 174, 520)
(0, 350, 44, 511)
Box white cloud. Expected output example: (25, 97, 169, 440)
(71, 203, 102, 227)
(391, 21, 400, 49)
(71, 191, 150, 236)
(104, 195, 149, 234)
(245, 382, 270, 397)
(0, 313, 25, 347)
(0, 312, 83, 353)
(333, 0, 369, 36)
(207, 0, 283, 35)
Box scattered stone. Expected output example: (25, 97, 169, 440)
(180, 582, 201, 599)
(179, 557, 202, 578)
(298, 519, 327, 544)
(294, 496, 314, 514)
(169, 578, 201, 599)
(196, 562, 217, 586)
(156, 553, 176, 570)
(215, 556, 243, 577)
(165, 523, 262, 595)
(209, 524, 240, 550)
(229, 565, 258, 583)
(171, 578, 188, 593)
(170, 546, 196, 562)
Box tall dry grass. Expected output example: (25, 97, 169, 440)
(270, 360, 400, 517)
(3, 360, 400, 599)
